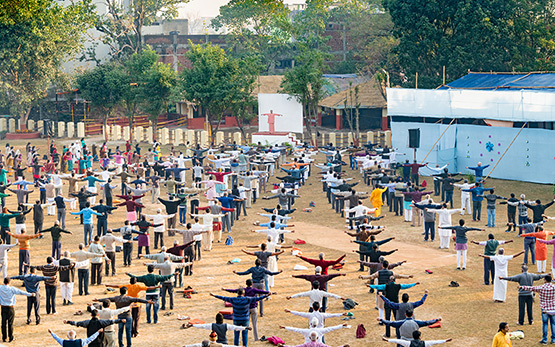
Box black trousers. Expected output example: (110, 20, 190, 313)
(518, 295, 534, 325)
(105, 251, 116, 275)
(123, 243, 133, 266)
(45, 285, 56, 314)
(27, 293, 40, 323)
(154, 233, 164, 249)
(161, 282, 174, 310)
(384, 306, 397, 337)
(34, 221, 42, 235)
(91, 263, 102, 285)
(1, 306, 14, 341)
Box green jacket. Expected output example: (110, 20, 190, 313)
(41, 225, 71, 241)
(127, 273, 173, 294)
(0, 213, 19, 228)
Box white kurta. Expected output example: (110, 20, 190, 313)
(491, 255, 514, 301)
(266, 241, 281, 288)
(431, 208, 463, 237)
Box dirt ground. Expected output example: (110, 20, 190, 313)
(2, 137, 553, 347)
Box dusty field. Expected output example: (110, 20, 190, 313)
(2, 137, 553, 347)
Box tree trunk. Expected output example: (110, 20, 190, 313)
(103, 115, 108, 142)
(304, 103, 314, 146)
(20, 106, 32, 131)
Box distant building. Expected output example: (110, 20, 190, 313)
(319, 75, 388, 131)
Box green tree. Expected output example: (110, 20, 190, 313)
(76, 64, 126, 140)
(281, 49, 328, 143)
(122, 49, 159, 127)
(383, 0, 555, 87)
(330, 1, 398, 75)
(176, 43, 258, 143)
(0, 0, 94, 128)
(211, 0, 293, 73)
(94, 0, 189, 59)
(139, 62, 177, 136)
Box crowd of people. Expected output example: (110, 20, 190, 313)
(0, 137, 550, 347)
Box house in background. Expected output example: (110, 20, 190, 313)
(319, 75, 388, 131)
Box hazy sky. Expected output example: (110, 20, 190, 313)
(178, 0, 306, 18)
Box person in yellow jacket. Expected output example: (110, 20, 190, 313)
(370, 185, 388, 217)
(492, 322, 511, 347)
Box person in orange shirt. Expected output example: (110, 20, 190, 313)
(7, 229, 41, 275)
(370, 185, 388, 217)
(106, 277, 160, 337)
(520, 225, 555, 273)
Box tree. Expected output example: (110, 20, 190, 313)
(93, 0, 188, 59)
(281, 49, 328, 144)
(139, 62, 176, 136)
(383, 0, 555, 87)
(76, 64, 126, 140)
(211, 0, 293, 73)
(0, 0, 94, 129)
(228, 56, 261, 140)
(176, 43, 258, 143)
(122, 49, 159, 127)
(329, 1, 398, 75)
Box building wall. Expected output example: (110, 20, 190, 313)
(391, 121, 555, 184)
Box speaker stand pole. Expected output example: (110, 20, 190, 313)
(413, 148, 417, 161)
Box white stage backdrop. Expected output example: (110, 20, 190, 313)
(258, 93, 303, 133)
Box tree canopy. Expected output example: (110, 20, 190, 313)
(0, 0, 94, 126)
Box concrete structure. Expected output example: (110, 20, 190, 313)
(328, 132, 336, 147)
(174, 129, 183, 144)
(58, 122, 65, 137)
(67, 122, 74, 138)
(123, 126, 130, 141)
(160, 128, 169, 145)
(8, 119, 15, 133)
(28, 120, 35, 131)
(145, 127, 153, 143)
(77, 122, 85, 138)
(216, 131, 224, 145)
(135, 126, 144, 142)
(199, 130, 208, 147)
(186, 129, 195, 145)
(233, 132, 242, 145)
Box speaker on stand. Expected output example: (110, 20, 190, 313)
(408, 128, 420, 160)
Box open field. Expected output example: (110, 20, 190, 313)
(2, 137, 553, 347)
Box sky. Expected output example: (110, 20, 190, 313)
(178, 0, 306, 18)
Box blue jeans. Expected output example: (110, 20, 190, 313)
(78, 269, 89, 295)
(52, 241, 62, 260)
(84, 224, 93, 244)
(233, 319, 249, 346)
(97, 219, 107, 237)
(487, 208, 496, 227)
(518, 215, 528, 235)
(445, 191, 453, 208)
(222, 214, 231, 233)
(179, 205, 187, 224)
(118, 317, 132, 347)
(542, 312, 555, 343)
(146, 294, 159, 324)
(524, 238, 536, 264)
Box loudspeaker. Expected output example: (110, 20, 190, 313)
(408, 128, 420, 149)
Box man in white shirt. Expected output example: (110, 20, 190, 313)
(454, 180, 473, 215)
(100, 230, 129, 277)
(143, 209, 175, 249)
(279, 318, 349, 343)
(286, 281, 345, 310)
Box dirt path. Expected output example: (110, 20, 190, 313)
(286, 221, 456, 269)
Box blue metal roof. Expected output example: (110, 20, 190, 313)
(440, 72, 555, 92)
